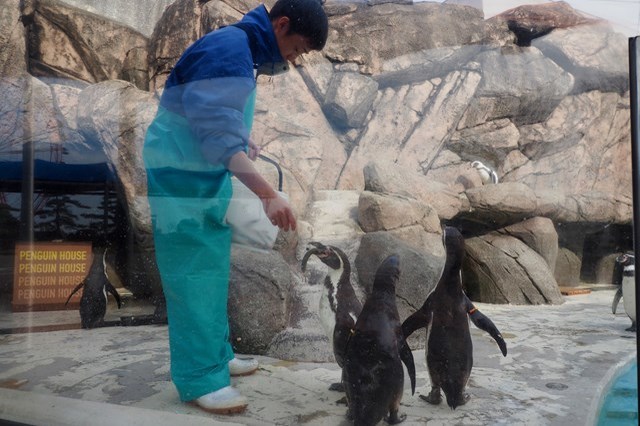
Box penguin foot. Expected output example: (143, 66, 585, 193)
(625, 323, 636, 332)
(335, 395, 348, 405)
(444, 392, 471, 409)
(345, 407, 353, 420)
(384, 411, 406, 425)
(419, 389, 442, 405)
(329, 382, 345, 392)
(459, 393, 471, 406)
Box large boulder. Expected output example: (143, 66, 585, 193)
(358, 190, 443, 258)
(229, 245, 292, 355)
(554, 247, 581, 287)
(76, 80, 157, 233)
(489, 2, 601, 46)
(1, 0, 27, 78)
(595, 253, 621, 285)
(374, 45, 485, 88)
(339, 69, 482, 190)
(0, 76, 64, 150)
(533, 23, 629, 95)
(362, 161, 469, 220)
(58, 0, 175, 37)
(251, 67, 348, 214)
(324, 2, 485, 74)
(76, 80, 160, 297)
(463, 232, 564, 305)
(448, 118, 520, 167)
(26, 0, 149, 89)
(459, 183, 633, 232)
(355, 232, 444, 321)
(358, 191, 440, 234)
(462, 47, 574, 127)
(504, 91, 631, 198)
(322, 72, 379, 128)
(148, 0, 266, 93)
(148, 0, 208, 94)
(296, 189, 364, 257)
(496, 217, 558, 272)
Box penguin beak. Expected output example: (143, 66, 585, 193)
(301, 242, 333, 272)
(301, 246, 322, 272)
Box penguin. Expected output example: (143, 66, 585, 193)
(471, 160, 499, 184)
(301, 242, 362, 392)
(65, 247, 122, 329)
(402, 226, 507, 409)
(343, 254, 416, 425)
(612, 253, 636, 331)
(611, 253, 626, 315)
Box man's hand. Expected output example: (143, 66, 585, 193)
(263, 195, 296, 232)
(248, 139, 261, 161)
(227, 150, 297, 232)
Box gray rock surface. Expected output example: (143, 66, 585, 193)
(464, 233, 564, 305)
(229, 245, 292, 354)
(0, 0, 635, 359)
(0, 290, 634, 425)
(59, 0, 175, 37)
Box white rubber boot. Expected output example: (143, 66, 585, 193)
(194, 386, 248, 414)
(229, 357, 259, 377)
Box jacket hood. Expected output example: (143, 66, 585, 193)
(233, 5, 284, 68)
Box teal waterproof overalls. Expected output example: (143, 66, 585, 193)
(144, 93, 257, 401)
(142, 4, 284, 401)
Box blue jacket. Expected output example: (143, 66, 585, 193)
(158, 5, 284, 166)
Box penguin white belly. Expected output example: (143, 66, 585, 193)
(318, 287, 336, 340)
(622, 275, 636, 322)
(478, 169, 491, 184)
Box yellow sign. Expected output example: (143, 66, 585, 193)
(12, 242, 93, 312)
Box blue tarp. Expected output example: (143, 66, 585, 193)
(0, 160, 115, 184)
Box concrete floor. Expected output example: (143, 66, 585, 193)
(0, 287, 637, 426)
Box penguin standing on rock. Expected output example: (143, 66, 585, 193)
(402, 226, 507, 409)
(343, 254, 416, 425)
(302, 242, 362, 391)
(471, 160, 499, 184)
(65, 247, 121, 329)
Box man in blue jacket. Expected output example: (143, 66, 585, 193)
(143, 0, 328, 414)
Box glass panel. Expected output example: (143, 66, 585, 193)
(0, 0, 637, 425)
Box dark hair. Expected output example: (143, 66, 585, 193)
(269, 0, 329, 51)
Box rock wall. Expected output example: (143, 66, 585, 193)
(0, 0, 634, 360)
(58, 0, 175, 37)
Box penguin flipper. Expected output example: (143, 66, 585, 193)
(64, 281, 85, 306)
(106, 282, 122, 309)
(401, 298, 432, 339)
(399, 338, 416, 395)
(469, 309, 507, 356)
(612, 287, 622, 315)
(464, 294, 506, 355)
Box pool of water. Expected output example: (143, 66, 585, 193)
(597, 360, 638, 425)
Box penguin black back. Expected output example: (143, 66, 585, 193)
(65, 248, 121, 329)
(343, 254, 415, 425)
(402, 226, 507, 409)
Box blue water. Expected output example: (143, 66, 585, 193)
(597, 361, 638, 425)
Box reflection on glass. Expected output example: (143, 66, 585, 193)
(0, 1, 637, 425)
